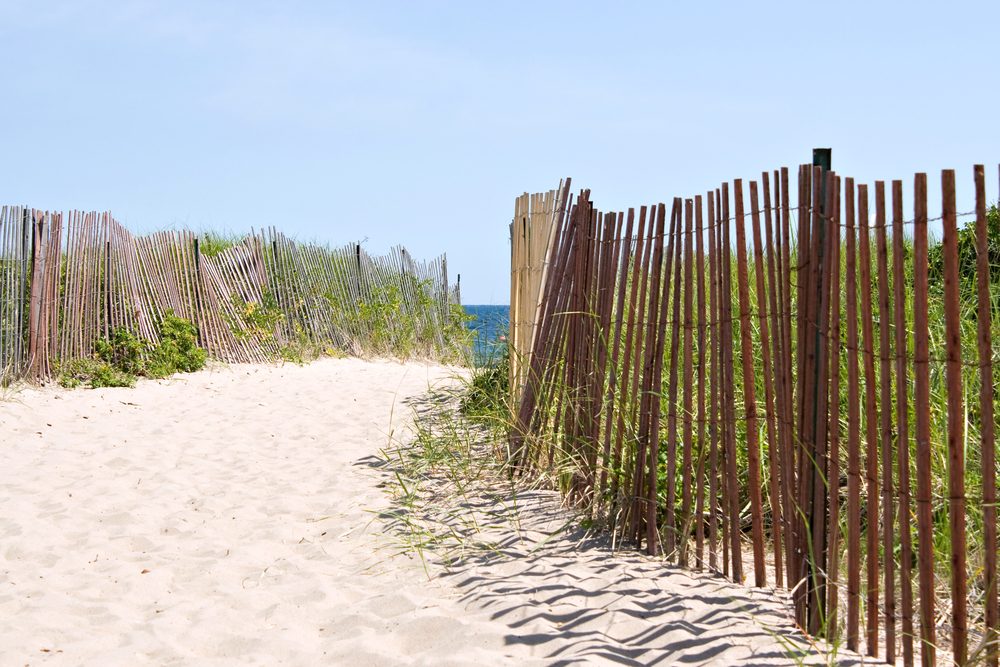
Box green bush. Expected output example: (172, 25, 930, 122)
(95, 328, 146, 375)
(226, 291, 283, 343)
(928, 203, 1000, 304)
(58, 311, 207, 389)
(147, 313, 207, 377)
(58, 359, 136, 389)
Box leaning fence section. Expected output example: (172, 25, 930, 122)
(509, 188, 560, 402)
(509, 166, 999, 666)
(0, 208, 462, 384)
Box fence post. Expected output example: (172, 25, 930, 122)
(355, 243, 363, 298)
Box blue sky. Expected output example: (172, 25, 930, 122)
(2, 1, 998, 304)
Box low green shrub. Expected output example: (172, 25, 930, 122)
(94, 328, 145, 375)
(147, 313, 207, 377)
(58, 359, 136, 389)
(58, 311, 207, 389)
(226, 291, 283, 343)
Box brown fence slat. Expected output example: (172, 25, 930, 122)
(913, 171, 936, 667)
(737, 180, 766, 589)
(976, 164, 998, 667)
(941, 169, 967, 666)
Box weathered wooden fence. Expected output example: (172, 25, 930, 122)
(0, 207, 461, 384)
(509, 189, 560, 403)
(510, 166, 999, 666)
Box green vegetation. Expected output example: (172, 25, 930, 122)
(59, 312, 207, 388)
(340, 281, 473, 362)
(929, 204, 1000, 303)
(460, 344, 510, 424)
(378, 384, 524, 572)
(220, 262, 472, 365)
(443, 304, 477, 364)
(198, 232, 244, 258)
(58, 357, 135, 389)
(228, 291, 284, 344)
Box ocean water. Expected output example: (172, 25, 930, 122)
(463, 304, 509, 366)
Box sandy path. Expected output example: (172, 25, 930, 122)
(0, 359, 542, 666)
(1, 359, 866, 666)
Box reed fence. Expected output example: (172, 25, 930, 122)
(509, 165, 1000, 666)
(0, 207, 462, 384)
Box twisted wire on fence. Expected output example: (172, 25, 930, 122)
(510, 165, 1000, 667)
(0, 207, 463, 384)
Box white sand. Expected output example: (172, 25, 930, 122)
(0, 359, 866, 666)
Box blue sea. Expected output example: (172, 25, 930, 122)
(463, 304, 509, 366)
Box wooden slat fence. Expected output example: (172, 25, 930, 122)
(510, 165, 1000, 666)
(0, 208, 461, 383)
(509, 189, 560, 403)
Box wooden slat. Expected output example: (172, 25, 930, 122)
(892, 179, 915, 667)
(680, 198, 695, 566)
(826, 176, 842, 639)
(857, 183, 881, 658)
(694, 195, 708, 571)
(750, 179, 783, 587)
(844, 177, 862, 652)
(720, 182, 742, 583)
(941, 169, 967, 666)
(975, 164, 998, 667)
(874, 181, 896, 662)
(912, 171, 936, 667)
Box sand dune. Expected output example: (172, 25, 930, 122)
(1, 359, 865, 666)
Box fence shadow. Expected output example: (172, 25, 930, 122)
(366, 389, 867, 666)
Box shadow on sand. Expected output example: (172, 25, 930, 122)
(358, 389, 868, 666)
